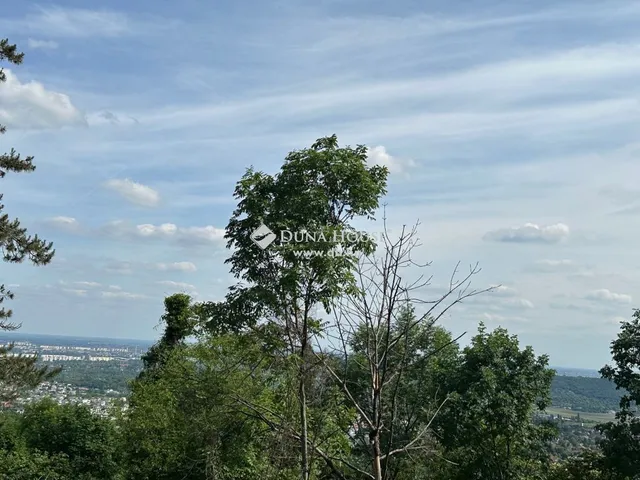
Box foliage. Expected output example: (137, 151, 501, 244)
(433, 323, 558, 480)
(349, 307, 461, 479)
(0, 449, 72, 480)
(41, 359, 143, 392)
(211, 134, 388, 330)
(551, 376, 624, 413)
(0, 398, 119, 479)
(596, 309, 640, 480)
(139, 293, 196, 381)
(205, 134, 388, 480)
(548, 450, 612, 480)
(121, 335, 304, 480)
(19, 398, 121, 479)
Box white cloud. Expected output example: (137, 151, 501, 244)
(481, 313, 529, 323)
(63, 288, 87, 297)
(74, 281, 100, 288)
(157, 281, 196, 291)
(101, 291, 146, 300)
(467, 286, 533, 309)
(104, 178, 160, 207)
(134, 223, 178, 237)
(107, 285, 122, 291)
(0, 70, 85, 129)
(27, 38, 59, 50)
(106, 221, 225, 245)
(177, 226, 226, 244)
(483, 223, 570, 244)
(103, 260, 198, 275)
(585, 289, 632, 304)
(367, 146, 415, 173)
(46, 216, 81, 232)
(155, 262, 197, 272)
(50, 219, 225, 246)
(489, 285, 518, 297)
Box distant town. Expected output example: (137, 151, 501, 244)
(0, 333, 153, 417)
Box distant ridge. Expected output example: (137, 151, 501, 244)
(552, 366, 601, 378)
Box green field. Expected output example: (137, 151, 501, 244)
(546, 407, 616, 423)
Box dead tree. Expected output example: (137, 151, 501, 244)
(314, 220, 492, 480)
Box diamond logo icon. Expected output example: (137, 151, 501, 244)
(250, 223, 277, 250)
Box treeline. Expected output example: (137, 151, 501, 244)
(1, 299, 637, 479)
(39, 360, 627, 415)
(551, 376, 624, 413)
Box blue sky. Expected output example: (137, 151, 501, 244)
(2, 1, 640, 369)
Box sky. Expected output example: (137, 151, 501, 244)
(1, 1, 640, 369)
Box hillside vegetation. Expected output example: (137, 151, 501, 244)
(551, 376, 624, 413)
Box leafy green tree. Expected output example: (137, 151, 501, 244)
(0, 449, 72, 480)
(0, 409, 21, 452)
(0, 38, 58, 400)
(434, 323, 557, 480)
(596, 309, 640, 480)
(138, 293, 196, 381)
(122, 333, 305, 480)
(549, 450, 612, 480)
(0, 408, 72, 479)
(203, 134, 388, 480)
(19, 398, 121, 479)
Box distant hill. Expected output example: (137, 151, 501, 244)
(551, 375, 624, 413)
(552, 366, 601, 378)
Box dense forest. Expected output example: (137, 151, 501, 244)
(41, 360, 626, 410)
(43, 361, 143, 393)
(551, 376, 624, 413)
(1, 38, 639, 480)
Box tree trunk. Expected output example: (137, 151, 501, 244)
(299, 374, 310, 480)
(371, 366, 382, 480)
(372, 430, 383, 480)
(299, 318, 310, 480)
